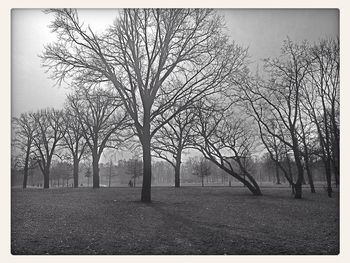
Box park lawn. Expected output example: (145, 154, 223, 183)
(11, 186, 339, 255)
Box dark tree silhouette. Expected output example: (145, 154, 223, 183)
(42, 9, 248, 202)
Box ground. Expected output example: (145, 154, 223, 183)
(11, 186, 339, 255)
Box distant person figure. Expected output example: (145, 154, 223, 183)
(128, 180, 133, 188)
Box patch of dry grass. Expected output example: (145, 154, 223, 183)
(11, 186, 339, 255)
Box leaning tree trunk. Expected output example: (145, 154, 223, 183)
(241, 172, 262, 196)
(92, 155, 100, 189)
(73, 157, 79, 188)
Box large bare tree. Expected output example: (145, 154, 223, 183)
(42, 9, 248, 201)
(67, 87, 129, 188)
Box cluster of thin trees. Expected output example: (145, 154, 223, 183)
(12, 9, 339, 201)
(12, 88, 130, 189)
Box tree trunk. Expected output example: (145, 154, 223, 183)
(140, 104, 152, 202)
(332, 157, 339, 187)
(293, 161, 303, 199)
(304, 158, 315, 193)
(73, 158, 79, 188)
(108, 163, 112, 188)
(174, 153, 181, 188)
(241, 172, 262, 196)
(43, 166, 50, 189)
(324, 158, 333, 198)
(291, 135, 304, 199)
(22, 155, 29, 189)
(294, 182, 302, 199)
(141, 133, 152, 202)
(92, 155, 100, 189)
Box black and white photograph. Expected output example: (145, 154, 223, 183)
(7, 5, 343, 256)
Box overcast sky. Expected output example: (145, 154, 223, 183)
(11, 9, 339, 118)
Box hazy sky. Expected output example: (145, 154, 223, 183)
(11, 9, 339, 117)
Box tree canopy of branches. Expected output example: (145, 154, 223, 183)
(67, 87, 130, 188)
(243, 38, 339, 198)
(42, 8, 248, 202)
(31, 108, 65, 188)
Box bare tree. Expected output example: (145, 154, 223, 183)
(152, 107, 196, 187)
(12, 113, 38, 188)
(67, 87, 129, 188)
(192, 156, 211, 187)
(60, 107, 88, 188)
(31, 108, 65, 188)
(302, 38, 339, 196)
(126, 157, 143, 187)
(193, 103, 262, 195)
(42, 9, 248, 202)
(243, 39, 311, 198)
(51, 161, 73, 187)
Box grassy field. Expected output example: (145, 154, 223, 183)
(11, 186, 339, 255)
